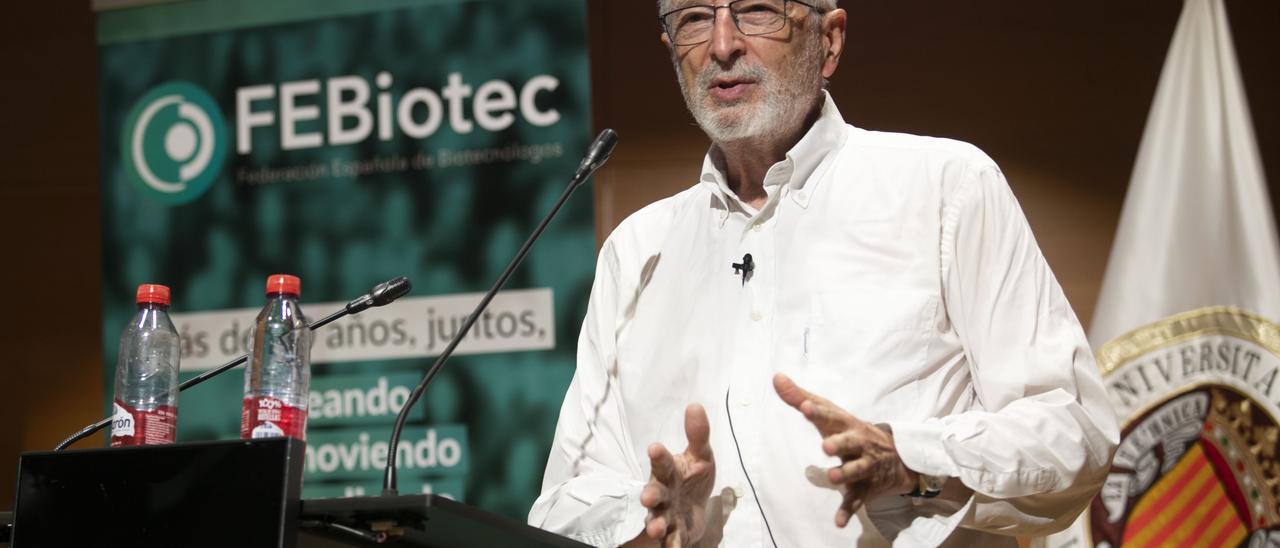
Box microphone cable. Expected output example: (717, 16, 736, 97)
(725, 387, 779, 548)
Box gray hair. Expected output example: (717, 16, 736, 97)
(658, 0, 839, 14)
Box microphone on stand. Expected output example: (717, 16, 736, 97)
(54, 276, 413, 451)
(381, 128, 618, 495)
(574, 128, 619, 182)
(345, 276, 413, 314)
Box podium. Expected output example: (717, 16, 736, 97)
(4, 439, 587, 548)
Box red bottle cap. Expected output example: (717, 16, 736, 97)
(135, 284, 171, 306)
(266, 274, 301, 296)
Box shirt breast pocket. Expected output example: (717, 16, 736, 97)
(801, 289, 936, 411)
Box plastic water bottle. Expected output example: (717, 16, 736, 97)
(111, 284, 180, 447)
(241, 274, 313, 440)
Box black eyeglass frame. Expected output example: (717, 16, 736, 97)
(658, 0, 828, 47)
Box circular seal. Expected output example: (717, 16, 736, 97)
(1056, 307, 1280, 547)
(120, 81, 227, 205)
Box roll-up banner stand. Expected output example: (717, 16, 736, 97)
(96, 0, 594, 518)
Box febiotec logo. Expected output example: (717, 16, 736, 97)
(121, 82, 228, 205)
(234, 71, 561, 152)
(123, 72, 561, 204)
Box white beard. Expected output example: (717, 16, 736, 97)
(678, 35, 827, 145)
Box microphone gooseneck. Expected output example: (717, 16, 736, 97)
(381, 129, 618, 495)
(54, 276, 414, 451)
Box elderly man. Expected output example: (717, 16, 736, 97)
(530, 0, 1118, 546)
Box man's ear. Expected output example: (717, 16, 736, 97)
(661, 29, 673, 53)
(820, 9, 847, 79)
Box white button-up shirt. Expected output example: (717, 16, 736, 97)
(529, 93, 1119, 547)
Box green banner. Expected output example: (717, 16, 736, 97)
(97, 0, 592, 519)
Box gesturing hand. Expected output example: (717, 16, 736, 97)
(638, 403, 716, 548)
(773, 373, 918, 528)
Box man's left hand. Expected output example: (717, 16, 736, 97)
(773, 373, 919, 528)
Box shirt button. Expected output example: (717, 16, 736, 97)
(752, 222, 763, 232)
(751, 311, 763, 321)
(797, 191, 808, 201)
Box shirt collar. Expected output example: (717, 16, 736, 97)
(699, 91, 848, 212)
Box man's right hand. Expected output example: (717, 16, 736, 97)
(629, 403, 715, 548)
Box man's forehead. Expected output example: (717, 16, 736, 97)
(665, 0, 735, 10)
(664, 0, 839, 9)
(667, 0, 706, 9)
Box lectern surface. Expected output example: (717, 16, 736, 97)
(10, 438, 303, 548)
(300, 495, 591, 548)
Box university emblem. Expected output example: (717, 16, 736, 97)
(1084, 307, 1280, 546)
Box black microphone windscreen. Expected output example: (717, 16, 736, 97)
(576, 129, 619, 182)
(370, 276, 412, 307)
(589, 128, 618, 166)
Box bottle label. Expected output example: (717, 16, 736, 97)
(110, 400, 177, 447)
(240, 396, 307, 440)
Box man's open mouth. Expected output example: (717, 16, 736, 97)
(708, 78, 756, 101)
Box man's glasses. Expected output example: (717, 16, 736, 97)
(660, 0, 826, 47)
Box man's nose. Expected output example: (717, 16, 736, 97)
(707, 7, 745, 64)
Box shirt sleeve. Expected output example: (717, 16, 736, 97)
(888, 159, 1120, 536)
(527, 238, 649, 547)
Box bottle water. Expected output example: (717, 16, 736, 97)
(111, 284, 180, 446)
(241, 274, 313, 440)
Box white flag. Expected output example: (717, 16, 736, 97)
(1051, 0, 1280, 545)
(1088, 0, 1280, 346)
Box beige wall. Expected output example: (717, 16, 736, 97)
(0, 3, 100, 507)
(1, 0, 1277, 508)
(587, 1, 1280, 327)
